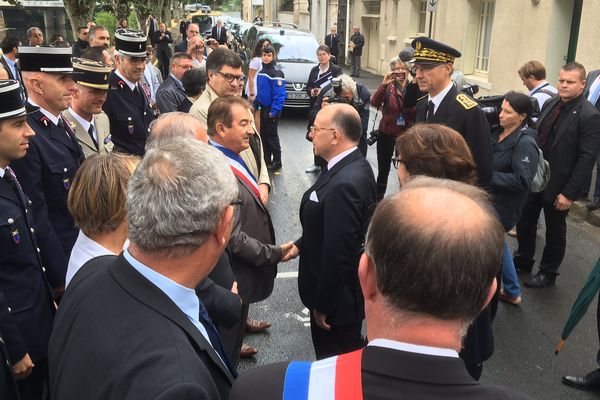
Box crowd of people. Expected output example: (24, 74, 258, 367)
(1, 14, 600, 400)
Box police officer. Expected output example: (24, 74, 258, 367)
(11, 46, 84, 294)
(412, 37, 492, 188)
(0, 80, 55, 400)
(103, 28, 155, 156)
(63, 58, 113, 158)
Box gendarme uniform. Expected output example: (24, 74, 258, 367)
(0, 80, 55, 400)
(412, 37, 493, 188)
(10, 46, 84, 290)
(63, 58, 113, 158)
(103, 29, 155, 156)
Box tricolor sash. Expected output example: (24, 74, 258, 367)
(211, 140, 261, 199)
(283, 349, 363, 400)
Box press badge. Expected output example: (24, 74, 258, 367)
(396, 115, 406, 126)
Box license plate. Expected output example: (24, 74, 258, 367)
(287, 92, 308, 100)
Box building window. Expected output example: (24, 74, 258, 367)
(417, 0, 427, 34)
(474, 0, 495, 73)
(363, 0, 381, 15)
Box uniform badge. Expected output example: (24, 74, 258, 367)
(63, 177, 71, 190)
(104, 134, 112, 144)
(277, 80, 282, 86)
(10, 228, 20, 245)
(456, 94, 478, 110)
(127, 117, 134, 134)
(40, 116, 50, 127)
(416, 41, 422, 51)
(118, 80, 125, 90)
(104, 74, 108, 81)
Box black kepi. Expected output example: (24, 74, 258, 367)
(114, 28, 147, 58)
(0, 79, 38, 120)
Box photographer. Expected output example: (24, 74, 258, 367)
(370, 57, 415, 200)
(311, 74, 370, 156)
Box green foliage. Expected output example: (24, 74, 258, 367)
(94, 10, 118, 33)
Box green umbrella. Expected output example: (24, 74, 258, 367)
(555, 257, 600, 355)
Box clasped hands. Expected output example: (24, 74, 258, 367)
(279, 242, 299, 262)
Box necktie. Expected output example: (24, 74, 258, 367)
(198, 302, 238, 378)
(589, 78, 600, 107)
(426, 100, 435, 121)
(88, 124, 98, 150)
(538, 101, 564, 150)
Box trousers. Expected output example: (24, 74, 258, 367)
(259, 107, 281, 164)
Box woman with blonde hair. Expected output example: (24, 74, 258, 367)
(65, 153, 139, 287)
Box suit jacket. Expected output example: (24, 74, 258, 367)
(156, 74, 188, 113)
(103, 71, 156, 156)
(296, 149, 376, 325)
(10, 107, 85, 288)
(48, 254, 235, 400)
(229, 345, 530, 399)
(584, 69, 600, 110)
(71, 39, 88, 57)
(536, 95, 600, 202)
(0, 56, 17, 80)
(148, 18, 158, 44)
(415, 85, 493, 187)
(211, 26, 227, 45)
(229, 173, 281, 304)
(324, 33, 340, 56)
(0, 174, 54, 366)
(62, 109, 113, 158)
(153, 30, 173, 56)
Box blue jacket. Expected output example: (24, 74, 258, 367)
(254, 62, 286, 117)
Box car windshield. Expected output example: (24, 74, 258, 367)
(260, 34, 319, 63)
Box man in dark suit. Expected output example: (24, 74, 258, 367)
(153, 22, 172, 79)
(12, 46, 84, 294)
(323, 26, 339, 63)
(103, 28, 156, 156)
(413, 37, 492, 188)
(211, 19, 228, 45)
(582, 69, 600, 210)
(48, 138, 238, 400)
(515, 62, 600, 288)
(349, 26, 364, 77)
(230, 177, 528, 400)
(0, 79, 55, 400)
(0, 37, 21, 82)
(175, 23, 200, 53)
(206, 96, 294, 361)
(147, 15, 158, 46)
(156, 52, 193, 113)
(285, 103, 376, 359)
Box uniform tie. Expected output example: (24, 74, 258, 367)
(88, 124, 98, 150)
(426, 100, 435, 121)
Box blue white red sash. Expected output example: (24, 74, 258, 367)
(282, 349, 363, 400)
(211, 140, 261, 199)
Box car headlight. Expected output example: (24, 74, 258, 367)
(292, 83, 306, 91)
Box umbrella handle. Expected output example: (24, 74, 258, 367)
(555, 339, 565, 355)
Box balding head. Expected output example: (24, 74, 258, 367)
(311, 103, 361, 160)
(146, 112, 208, 150)
(363, 176, 502, 329)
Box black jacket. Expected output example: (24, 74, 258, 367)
(490, 126, 539, 230)
(71, 39, 88, 57)
(156, 74, 188, 113)
(324, 33, 340, 56)
(211, 26, 228, 45)
(306, 63, 342, 109)
(349, 33, 364, 56)
(153, 30, 173, 55)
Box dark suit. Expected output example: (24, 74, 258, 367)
(211, 26, 227, 45)
(103, 71, 156, 156)
(174, 39, 188, 53)
(415, 85, 493, 187)
(582, 69, 600, 199)
(0, 170, 55, 400)
(148, 18, 158, 45)
(153, 30, 173, 79)
(0, 324, 19, 400)
(324, 33, 340, 59)
(71, 39, 88, 57)
(10, 108, 84, 289)
(296, 149, 376, 359)
(515, 95, 600, 276)
(229, 345, 529, 399)
(48, 254, 235, 400)
(156, 74, 188, 113)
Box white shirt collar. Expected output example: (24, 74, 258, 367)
(68, 107, 94, 131)
(368, 338, 459, 358)
(428, 81, 454, 114)
(0, 167, 5, 178)
(327, 146, 357, 170)
(114, 69, 138, 91)
(28, 98, 60, 125)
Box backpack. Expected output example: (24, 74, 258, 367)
(518, 129, 550, 193)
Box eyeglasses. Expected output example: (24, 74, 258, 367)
(231, 199, 242, 208)
(391, 157, 403, 169)
(410, 63, 444, 74)
(126, 56, 147, 64)
(310, 126, 336, 134)
(215, 71, 246, 83)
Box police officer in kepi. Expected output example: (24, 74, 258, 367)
(11, 46, 84, 297)
(103, 28, 156, 156)
(412, 37, 493, 188)
(0, 80, 56, 400)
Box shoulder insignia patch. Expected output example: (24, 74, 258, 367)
(277, 80, 282, 86)
(456, 93, 478, 110)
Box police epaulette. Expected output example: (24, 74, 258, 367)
(456, 93, 478, 110)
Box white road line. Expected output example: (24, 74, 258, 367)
(277, 271, 299, 278)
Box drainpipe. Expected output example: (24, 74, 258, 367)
(345, 0, 350, 65)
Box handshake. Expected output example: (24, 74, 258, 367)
(279, 241, 299, 262)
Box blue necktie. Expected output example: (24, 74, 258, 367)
(198, 301, 238, 378)
(589, 79, 600, 106)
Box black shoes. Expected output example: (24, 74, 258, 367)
(563, 369, 600, 391)
(524, 273, 556, 288)
(268, 161, 282, 171)
(588, 198, 600, 211)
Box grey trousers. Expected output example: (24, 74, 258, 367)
(351, 55, 361, 75)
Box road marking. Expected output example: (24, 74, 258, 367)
(284, 312, 310, 323)
(277, 271, 298, 278)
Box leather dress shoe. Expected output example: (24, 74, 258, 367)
(240, 343, 258, 358)
(562, 369, 600, 391)
(525, 273, 555, 288)
(246, 318, 271, 333)
(588, 198, 600, 211)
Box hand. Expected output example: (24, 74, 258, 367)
(311, 88, 321, 97)
(259, 183, 269, 204)
(554, 194, 573, 211)
(382, 72, 394, 85)
(281, 243, 299, 262)
(312, 309, 331, 331)
(321, 97, 330, 108)
(12, 353, 34, 380)
(231, 281, 238, 294)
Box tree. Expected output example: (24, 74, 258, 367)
(108, 0, 131, 23)
(63, 0, 96, 35)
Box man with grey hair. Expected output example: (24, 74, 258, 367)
(146, 111, 208, 148)
(175, 22, 200, 53)
(230, 177, 528, 400)
(88, 25, 110, 48)
(27, 27, 43, 46)
(49, 138, 238, 400)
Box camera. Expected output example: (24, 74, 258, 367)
(328, 77, 345, 103)
(367, 130, 380, 146)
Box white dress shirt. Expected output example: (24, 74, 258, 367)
(428, 82, 454, 115)
(368, 338, 459, 358)
(327, 146, 357, 170)
(67, 107, 97, 142)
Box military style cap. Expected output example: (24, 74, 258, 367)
(18, 46, 73, 73)
(411, 37, 461, 64)
(114, 28, 147, 58)
(72, 58, 111, 90)
(0, 80, 38, 120)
